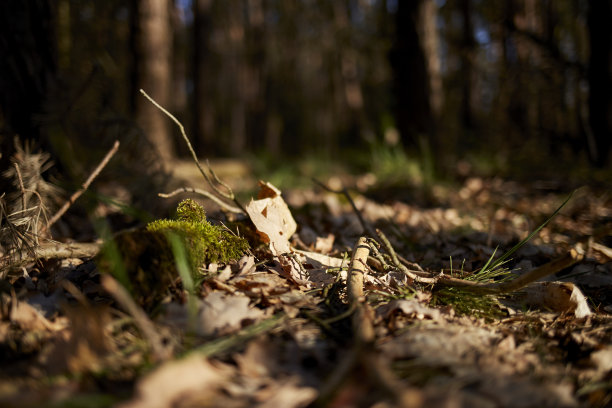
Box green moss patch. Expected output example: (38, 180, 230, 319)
(146, 199, 249, 272)
(99, 199, 249, 310)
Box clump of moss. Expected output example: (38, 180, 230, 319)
(146, 199, 249, 272)
(431, 288, 506, 320)
(99, 199, 249, 310)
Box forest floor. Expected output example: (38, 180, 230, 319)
(1, 157, 611, 408)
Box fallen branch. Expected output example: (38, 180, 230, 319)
(1, 241, 102, 275)
(347, 236, 374, 344)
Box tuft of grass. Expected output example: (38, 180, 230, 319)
(474, 190, 575, 278)
(433, 191, 575, 319)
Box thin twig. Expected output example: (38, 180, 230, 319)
(376, 229, 439, 284)
(44, 140, 119, 231)
(205, 158, 235, 197)
(158, 187, 243, 214)
(312, 178, 376, 237)
(140, 89, 246, 214)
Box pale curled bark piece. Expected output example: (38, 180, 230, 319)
(348, 236, 375, 344)
(347, 237, 369, 304)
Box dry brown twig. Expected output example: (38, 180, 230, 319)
(139, 89, 246, 214)
(158, 187, 243, 214)
(44, 140, 120, 231)
(312, 177, 375, 237)
(347, 236, 375, 344)
(0, 242, 102, 277)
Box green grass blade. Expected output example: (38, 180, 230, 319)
(486, 190, 575, 272)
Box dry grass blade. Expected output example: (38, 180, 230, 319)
(101, 274, 171, 362)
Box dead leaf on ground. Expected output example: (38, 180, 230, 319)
(376, 299, 442, 321)
(199, 291, 266, 336)
(507, 281, 592, 318)
(118, 355, 233, 408)
(246, 181, 297, 256)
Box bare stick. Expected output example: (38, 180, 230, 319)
(101, 274, 171, 361)
(347, 236, 375, 344)
(158, 187, 243, 214)
(139, 89, 246, 214)
(1, 242, 102, 274)
(44, 140, 119, 231)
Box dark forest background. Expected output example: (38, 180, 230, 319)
(1, 0, 611, 184)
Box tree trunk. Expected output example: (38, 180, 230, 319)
(390, 0, 435, 148)
(459, 0, 474, 130)
(228, 0, 246, 155)
(193, 0, 215, 156)
(421, 0, 442, 120)
(131, 0, 174, 163)
(0, 0, 57, 144)
(587, 0, 612, 167)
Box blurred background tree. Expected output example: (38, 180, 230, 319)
(1, 0, 610, 184)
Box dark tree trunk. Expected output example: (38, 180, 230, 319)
(587, 0, 612, 167)
(389, 0, 433, 148)
(0, 0, 57, 143)
(460, 0, 475, 131)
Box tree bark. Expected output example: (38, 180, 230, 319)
(193, 0, 215, 155)
(587, 0, 612, 167)
(131, 0, 174, 163)
(390, 0, 433, 148)
(459, 0, 475, 130)
(0, 0, 57, 144)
